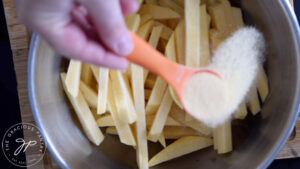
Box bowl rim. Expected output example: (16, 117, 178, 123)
(27, 1, 300, 169)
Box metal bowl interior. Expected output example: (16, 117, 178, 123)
(28, 1, 300, 169)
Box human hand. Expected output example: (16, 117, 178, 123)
(15, 0, 139, 69)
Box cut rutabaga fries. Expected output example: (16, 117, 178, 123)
(81, 63, 93, 85)
(144, 25, 163, 82)
(234, 102, 248, 120)
(215, 120, 232, 154)
(257, 65, 269, 102)
(148, 90, 173, 142)
(110, 70, 137, 124)
(174, 20, 185, 64)
(131, 63, 149, 169)
(153, 21, 173, 41)
(80, 81, 97, 109)
(140, 14, 153, 25)
(60, 1, 270, 167)
(208, 0, 235, 37)
(96, 114, 114, 127)
(97, 114, 181, 127)
(185, 0, 201, 67)
(107, 84, 136, 146)
(97, 68, 109, 115)
(163, 126, 204, 139)
(149, 136, 213, 167)
(165, 33, 183, 109)
(139, 4, 181, 20)
(158, 134, 166, 148)
(158, 0, 184, 16)
(90, 65, 99, 83)
(65, 60, 82, 97)
(145, 77, 168, 114)
(147, 114, 182, 126)
(126, 14, 141, 32)
(200, 5, 211, 66)
(231, 7, 244, 29)
(106, 126, 118, 135)
(61, 73, 104, 145)
(248, 86, 261, 115)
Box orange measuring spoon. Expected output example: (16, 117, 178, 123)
(126, 32, 222, 107)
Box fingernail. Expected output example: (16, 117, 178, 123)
(115, 34, 133, 56)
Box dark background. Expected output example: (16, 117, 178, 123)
(0, 1, 300, 169)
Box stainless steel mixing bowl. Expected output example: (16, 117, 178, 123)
(28, 0, 300, 169)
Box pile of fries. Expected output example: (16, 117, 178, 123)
(60, 0, 269, 168)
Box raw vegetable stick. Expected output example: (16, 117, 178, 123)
(215, 120, 232, 154)
(149, 136, 213, 167)
(163, 126, 205, 139)
(65, 60, 81, 97)
(97, 68, 109, 114)
(200, 5, 211, 66)
(257, 65, 269, 102)
(174, 20, 185, 64)
(153, 21, 173, 40)
(144, 25, 163, 82)
(81, 63, 93, 85)
(61, 73, 104, 145)
(110, 70, 137, 124)
(131, 51, 149, 169)
(158, 0, 184, 16)
(148, 90, 173, 142)
(234, 102, 248, 120)
(248, 86, 261, 115)
(126, 14, 141, 32)
(158, 133, 166, 148)
(107, 84, 136, 146)
(139, 4, 181, 20)
(80, 81, 97, 109)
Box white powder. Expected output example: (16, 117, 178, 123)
(182, 27, 265, 127)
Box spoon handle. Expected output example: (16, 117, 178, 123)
(126, 32, 180, 86)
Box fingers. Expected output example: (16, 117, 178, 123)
(44, 23, 129, 70)
(80, 0, 133, 56)
(120, 0, 139, 16)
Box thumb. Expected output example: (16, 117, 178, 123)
(79, 0, 135, 56)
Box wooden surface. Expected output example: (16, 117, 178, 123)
(2, 0, 299, 168)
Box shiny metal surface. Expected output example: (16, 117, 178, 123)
(28, 0, 300, 169)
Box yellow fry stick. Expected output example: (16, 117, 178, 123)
(110, 70, 137, 124)
(96, 114, 114, 127)
(158, 133, 166, 148)
(131, 56, 149, 168)
(144, 25, 163, 82)
(145, 77, 168, 114)
(148, 90, 173, 142)
(146, 114, 182, 127)
(173, 0, 184, 8)
(80, 81, 97, 109)
(81, 63, 93, 85)
(139, 4, 181, 20)
(185, 0, 201, 67)
(231, 7, 244, 30)
(158, 0, 184, 16)
(149, 136, 213, 167)
(216, 120, 232, 154)
(97, 68, 109, 114)
(65, 60, 81, 97)
(257, 65, 269, 102)
(200, 5, 211, 66)
(140, 14, 153, 25)
(234, 102, 248, 120)
(145, 0, 157, 5)
(248, 86, 261, 115)
(163, 126, 205, 139)
(174, 20, 185, 64)
(106, 126, 118, 135)
(107, 84, 136, 146)
(61, 73, 104, 145)
(90, 65, 99, 83)
(126, 14, 141, 32)
(154, 21, 173, 41)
